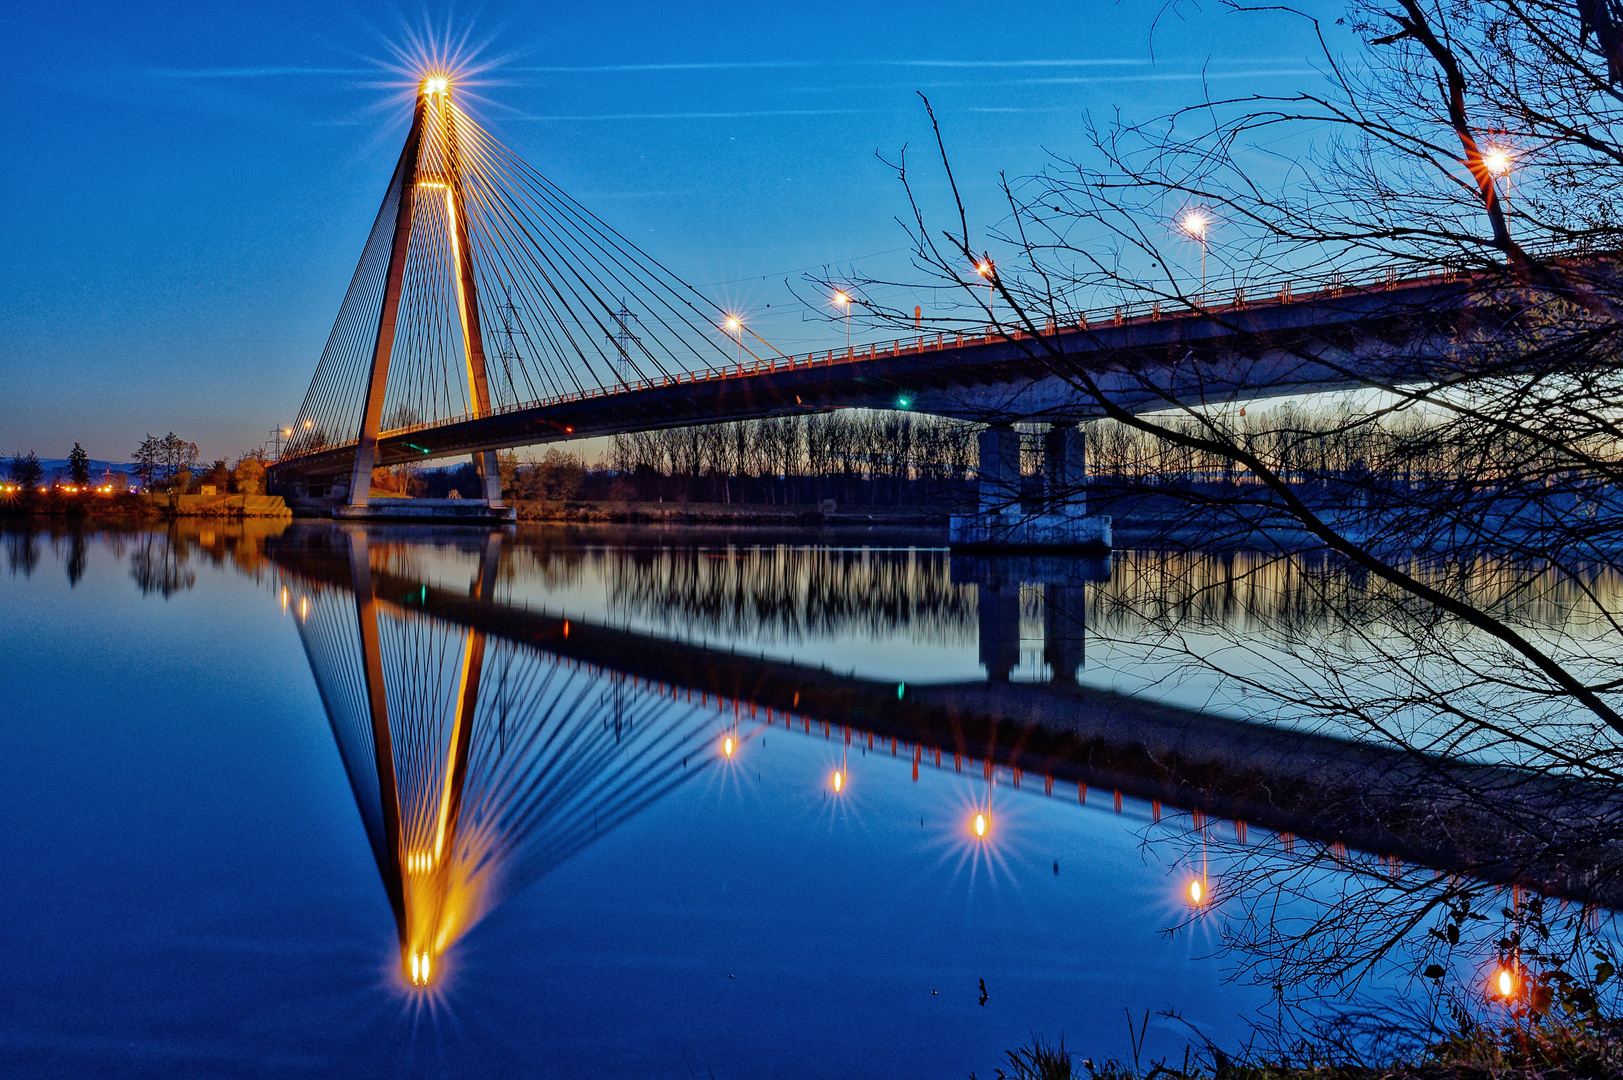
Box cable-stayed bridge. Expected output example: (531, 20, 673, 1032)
(265, 75, 1496, 538)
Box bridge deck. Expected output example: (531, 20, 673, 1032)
(272, 271, 1478, 478)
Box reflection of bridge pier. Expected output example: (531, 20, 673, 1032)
(952, 554, 1110, 684)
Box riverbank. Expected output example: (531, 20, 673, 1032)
(1, 491, 290, 519)
(503, 498, 947, 527)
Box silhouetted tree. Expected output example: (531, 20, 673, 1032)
(67, 443, 90, 486)
(8, 451, 43, 491)
(836, 0, 1623, 1043)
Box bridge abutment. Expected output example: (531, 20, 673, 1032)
(950, 422, 1111, 550)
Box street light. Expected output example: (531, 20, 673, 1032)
(1482, 146, 1514, 180)
(974, 259, 995, 324)
(832, 289, 851, 351)
(1178, 210, 1211, 302)
(723, 314, 743, 366)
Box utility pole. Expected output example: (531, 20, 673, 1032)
(607, 300, 641, 388)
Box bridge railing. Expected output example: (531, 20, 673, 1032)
(280, 257, 1525, 464)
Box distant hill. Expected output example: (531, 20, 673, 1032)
(24, 458, 138, 476)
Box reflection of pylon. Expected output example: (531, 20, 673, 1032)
(289, 529, 719, 988)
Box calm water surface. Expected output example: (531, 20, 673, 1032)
(6, 521, 1562, 1077)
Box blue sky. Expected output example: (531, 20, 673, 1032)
(1, 0, 1344, 462)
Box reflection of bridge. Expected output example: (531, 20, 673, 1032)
(269, 526, 1623, 916)
(289, 530, 720, 985)
(265, 76, 1484, 543)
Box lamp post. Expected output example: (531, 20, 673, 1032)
(1482, 145, 1514, 182)
(832, 289, 851, 352)
(1482, 145, 1514, 209)
(975, 259, 995, 325)
(724, 315, 742, 367)
(1177, 210, 1210, 303)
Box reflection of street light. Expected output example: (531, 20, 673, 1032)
(1178, 210, 1211, 301)
(832, 289, 851, 351)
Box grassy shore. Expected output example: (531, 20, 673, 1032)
(983, 1013, 1623, 1079)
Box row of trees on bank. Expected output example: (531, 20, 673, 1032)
(130, 433, 269, 495)
(561, 399, 1593, 508)
(604, 409, 977, 506)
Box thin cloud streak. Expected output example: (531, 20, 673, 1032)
(149, 58, 1165, 78)
(515, 108, 872, 121)
(150, 66, 373, 78)
(511, 58, 1155, 73)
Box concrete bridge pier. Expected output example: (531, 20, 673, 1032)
(950, 422, 1111, 550)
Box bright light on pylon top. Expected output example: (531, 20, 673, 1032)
(421, 75, 451, 97)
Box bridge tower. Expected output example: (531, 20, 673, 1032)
(346, 76, 504, 512)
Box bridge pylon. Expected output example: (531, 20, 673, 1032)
(344, 76, 504, 514)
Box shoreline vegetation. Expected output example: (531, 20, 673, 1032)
(985, 1010, 1623, 1078)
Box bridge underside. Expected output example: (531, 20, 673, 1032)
(269, 277, 1480, 484)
